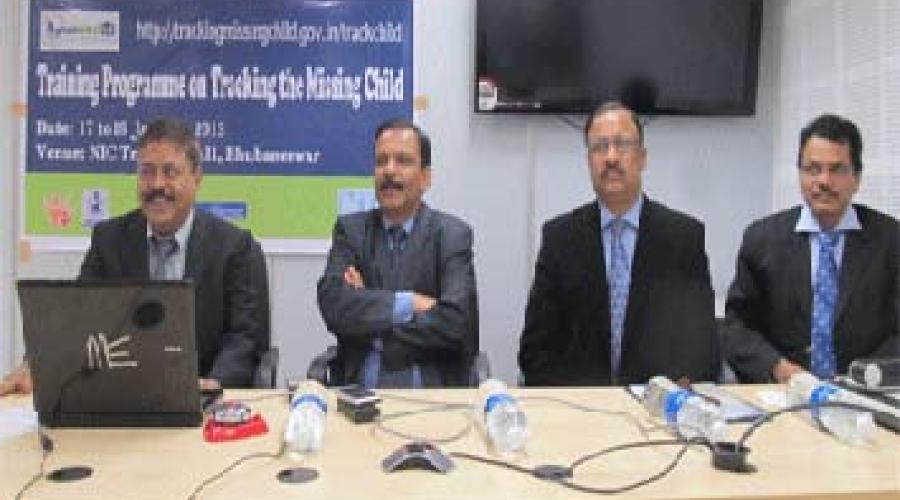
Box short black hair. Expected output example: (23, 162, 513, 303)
(798, 113, 863, 174)
(137, 117, 201, 171)
(583, 101, 644, 146)
(374, 118, 431, 168)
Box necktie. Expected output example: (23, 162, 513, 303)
(608, 218, 629, 375)
(361, 225, 410, 389)
(150, 236, 179, 280)
(386, 225, 407, 268)
(811, 231, 839, 379)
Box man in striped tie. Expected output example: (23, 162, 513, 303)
(1, 118, 265, 396)
(724, 114, 899, 383)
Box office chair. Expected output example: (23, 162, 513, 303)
(716, 317, 737, 384)
(249, 239, 278, 388)
(306, 346, 491, 387)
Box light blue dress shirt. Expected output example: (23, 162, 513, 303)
(598, 195, 643, 277)
(794, 203, 861, 286)
(389, 216, 417, 323)
(146, 209, 193, 279)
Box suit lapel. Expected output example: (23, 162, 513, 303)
(401, 205, 433, 290)
(572, 203, 608, 326)
(787, 211, 813, 321)
(121, 211, 150, 279)
(834, 223, 869, 324)
(183, 211, 205, 281)
(625, 199, 654, 344)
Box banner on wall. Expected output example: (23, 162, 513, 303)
(25, 0, 412, 246)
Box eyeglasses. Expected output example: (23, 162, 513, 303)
(375, 152, 421, 170)
(799, 163, 854, 177)
(588, 137, 641, 155)
(137, 164, 188, 180)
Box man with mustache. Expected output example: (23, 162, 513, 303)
(724, 114, 898, 382)
(1, 117, 262, 395)
(317, 118, 478, 387)
(518, 101, 718, 385)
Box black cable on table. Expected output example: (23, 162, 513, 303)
(186, 445, 283, 500)
(14, 431, 53, 500)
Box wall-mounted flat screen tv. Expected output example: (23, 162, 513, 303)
(475, 0, 763, 115)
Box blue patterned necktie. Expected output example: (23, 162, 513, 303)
(810, 231, 839, 379)
(608, 218, 629, 375)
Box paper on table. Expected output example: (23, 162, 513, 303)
(0, 407, 38, 441)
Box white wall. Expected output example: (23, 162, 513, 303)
(0, 1, 24, 375)
(770, 0, 900, 219)
(8, 1, 888, 385)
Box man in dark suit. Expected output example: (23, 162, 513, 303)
(317, 119, 478, 388)
(518, 101, 718, 386)
(724, 114, 899, 383)
(1, 118, 262, 395)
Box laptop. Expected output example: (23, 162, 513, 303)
(17, 279, 203, 427)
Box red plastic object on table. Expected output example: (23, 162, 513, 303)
(203, 401, 270, 442)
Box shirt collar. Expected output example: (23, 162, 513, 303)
(147, 209, 194, 250)
(598, 194, 643, 230)
(795, 203, 861, 233)
(382, 213, 416, 235)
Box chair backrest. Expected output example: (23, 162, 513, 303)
(248, 239, 278, 388)
(716, 317, 737, 384)
(307, 347, 490, 388)
(248, 239, 271, 353)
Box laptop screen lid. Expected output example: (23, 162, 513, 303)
(17, 279, 202, 427)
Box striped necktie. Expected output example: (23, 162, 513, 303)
(150, 236, 179, 280)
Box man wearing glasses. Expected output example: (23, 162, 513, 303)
(518, 101, 718, 386)
(724, 113, 898, 383)
(317, 118, 478, 388)
(1, 117, 262, 395)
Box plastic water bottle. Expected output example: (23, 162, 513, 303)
(284, 380, 327, 454)
(643, 376, 728, 442)
(477, 379, 528, 453)
(786, 372, 875, 444)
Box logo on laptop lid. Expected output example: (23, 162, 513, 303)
(86, 333, 138, 370)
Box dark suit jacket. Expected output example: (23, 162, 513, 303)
(79, 208, 261, 387)
(724, 204, 899, 382)
(519, 198, 719, 386)
(317, 205, 479, 387)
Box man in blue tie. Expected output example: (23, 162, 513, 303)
(518, 101, 719, 386)
(724, 113, 899, 383)
(317, 118, 478, 388)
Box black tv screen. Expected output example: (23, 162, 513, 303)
(475, 0, 763, 115)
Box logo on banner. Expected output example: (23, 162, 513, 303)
(42, 193, 73, 228)
(81, 188, 110, 228)
(40, 10, 120, 52)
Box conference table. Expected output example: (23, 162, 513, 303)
(1, 385, 898, 499)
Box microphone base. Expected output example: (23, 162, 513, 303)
(276, 467, 319, 484)
(711, 442, 755, 473)
(47, 466, 93, 482)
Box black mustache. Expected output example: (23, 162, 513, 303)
(601, 163, 625, 178)
(814, 185, 838, 197)
(141, 189, 175, 203)
(378, 179, 404, 190)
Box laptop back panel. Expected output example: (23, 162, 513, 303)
(17, 280, 202, 427)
